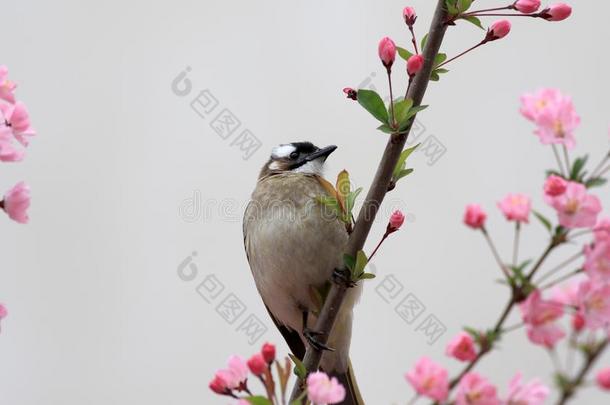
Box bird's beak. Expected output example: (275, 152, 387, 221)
(304, 145, 338, 162)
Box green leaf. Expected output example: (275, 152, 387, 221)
(396, 46, 414, 61)
(434, 53, 447, 68)
(533, 210, 553, 234)
(288, 354, 307, 380)
(457, 0, 473, 12)
(359, 273, 376, 280)
(377, 124, 393, 134)
(430, 71, 440, 82)
(570, 155, 588, 181)
(316, 195, 341, 215)
(346, 188, 363, 216)
(357, 89, 389, 125)
(343, 254, 356, 272)
(435, 68, 450, 74)
(420, 33, 429, 51)
(393, 98, 414, 127)
(400, 105, 428, 129)
(444, 0, 459, 15)
(353, 250, 368, 279)
(586, 177, 607, 189)
(393, 144, 420, 179)
(246, 397, 273, 405)
(462, 15, 485, 30)
(395, 168, 414, 180)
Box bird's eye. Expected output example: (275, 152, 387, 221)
(289, 151, 299, 160)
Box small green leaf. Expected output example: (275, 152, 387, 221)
(343, 254, 356, 272)
(246, 397, 273, 405)
(393, 144, 419, 179)
(357, 89, 389, 125)
(533, 210, 553, 234)
(400, 105, 428, 129)
(430, 71, 440, 82)
(457, 0, 473, 12)
(586, 177, 607, 189)
(288, 354, 307, 380)
(435, 68, 450, 74)
(393, 98, 414, 127)
(359, 273, 376, 280)
(396, 46, 414, 61)
(444, 0, 459, 15)
(346, 188, 362, 216)
(395, 168, 414, 180)
(462, 15, 485, 30)
(420, 33, 429, 51)
(353, 250, 369, 279)
(377, 124, 393, 134)
(433, 53, 447, 68)
(570, 155, 588, 181)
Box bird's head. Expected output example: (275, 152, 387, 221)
(259, 142, 337, 179)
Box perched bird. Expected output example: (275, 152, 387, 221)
(243, 142, 363, 404)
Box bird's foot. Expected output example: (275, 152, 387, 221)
(303, 328, 335, 352)
(332, 267, 356, 288)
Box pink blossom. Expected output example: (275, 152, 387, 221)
(576, 280, 610, 330)
(0, 303, 7, 329)
(584, 242, 610, 281)
(0, 133, 25, 162)
(209, 374, 229, 395)
(378, 37, 397, 68)
(596, 368, 610, 390)
(464, 204, 487, 230)
(0, 65, 17, 103)
(389, 210, 405, 231)
(550, 182, 602, 228)
(405, 357, 449, 402)
(0, 101, 36, 147)
(306, 372, 346, 405)
(456, 372, 500, 405)
(594, 218, 610, 243)
(551, 280, 581, 307)
(403, 7, 417, 26)
(534, 96, 580, 149)
(504, 373, 549, 405)
(215, 355, 248, 390)
(446, 332, 477, 362)
(513, 0, 541, 14)
(487, 20, 511, 41)
(407, 54, 424, 77)
(498, 194, 531, 223)
(543, 175, 567, 202)
(234, 400, 250, 405)
(261, 342, 276, 363)
(520, 290, 565, 348)
(2, 181, 31, 224)
(541, 3, 572, 22)
(520, 88, 564, 122)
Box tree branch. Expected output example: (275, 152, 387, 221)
(289, 1, 450, 402)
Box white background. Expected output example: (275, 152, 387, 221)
(1, 0, 609, 404)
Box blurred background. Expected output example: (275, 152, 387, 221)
(1, 0, 609, 403)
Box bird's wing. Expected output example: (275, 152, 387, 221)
(242, 201, 306, 360)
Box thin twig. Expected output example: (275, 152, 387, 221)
(482, 228, 511, 280)
(289, 1, 450, 402)
(513, 222, 521, 267)
(553, 145, 566, 176)
(562, 145, 571, 175)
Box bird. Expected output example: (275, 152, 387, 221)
(243, 141, 363, 405)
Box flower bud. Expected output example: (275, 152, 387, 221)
(403, 7, 417, 27)
(571, 313, 585, 332)
(342, 87, 358, 101)
(596, 368, 610, 390)
(407, 54, 424, 77)
(544, 175, 567, 198)
(486, 20, 511, 42)
(261, 342, 276, 363)
(378, 37, 397, 69)
(247, 353, 267, 376)
(463, 204, 487, 230)
(388, 210, 405, 231)
(540, 3, 572, 21)
(209, 374, 229, 395)
(513, 0, 541, 14)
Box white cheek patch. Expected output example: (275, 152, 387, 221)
(271, 144, 296, 159)
(292, 158, 324, 175)
(268, 161, 282, 170)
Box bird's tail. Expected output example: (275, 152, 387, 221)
(332, 359, 365, 405)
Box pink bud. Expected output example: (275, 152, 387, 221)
(544, 175, 567, 197)
(407, 54, 424, 77)
(378, 37, 397, 69)
(403, 7, 417, 27)
(2, 181, 30, 224)
(209, 374, 229, 395)
(596, 368, 610, 390)
(571, 313, 585, 332)
(487, 20, 511, 41)
(389, 210, 405, 230)
(541, 3, 572, 21)
(513, 0, 541, 14)
(446, 332, 477, 362)
(463, 204, 487, 230)
(342, 87, 357, 101)
(247, 353, 267, 376)
(261, 342, 276, 363)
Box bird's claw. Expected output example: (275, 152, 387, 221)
(304, 328, 335, 352)
(332, 268, 356, 288)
